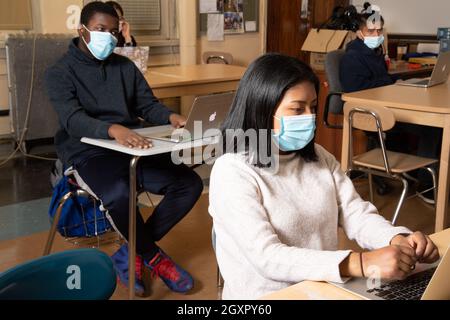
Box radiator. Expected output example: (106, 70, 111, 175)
(6, 34, 73, 142)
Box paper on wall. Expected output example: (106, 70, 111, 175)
(207, 13, 224, 41)
(245, 21, 257, 32)
(200, 0, 218, 13)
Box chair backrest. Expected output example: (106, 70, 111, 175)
(0, 249, 116, 300)
(344, 104, 396, 132)
(202, 51, 233, 65)
(324, 50, 346, 114)
(344, 104, 397, 175)
(6, 34, 73, 142)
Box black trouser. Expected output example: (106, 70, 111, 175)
(74, 151, 203, 261)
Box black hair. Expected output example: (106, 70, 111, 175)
(221, 53, 319, 168)
(80, 1, 119, 26)
(357, 2, 384, 30)
(105, 1, 124, 16)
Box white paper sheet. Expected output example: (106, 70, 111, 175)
(245, 21, 257, 32)
(200, 0, 218, 13)
(207, 13, 224, 41)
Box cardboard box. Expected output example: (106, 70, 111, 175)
(301, 28, 388, 71)
(301, 29, 357, 71)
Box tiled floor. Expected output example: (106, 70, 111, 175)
(0, 148, 442, 300)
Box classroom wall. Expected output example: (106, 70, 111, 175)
(197, 0, 267, 66)
(351, 0, 450, 35)
(38, 0, 82, 34)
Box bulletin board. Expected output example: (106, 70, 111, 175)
(199, 0, 260, 36)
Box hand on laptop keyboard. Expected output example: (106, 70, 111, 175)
(362, 245, 417, 281)
(391, 232, 440, 264)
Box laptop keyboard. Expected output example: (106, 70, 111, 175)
(414, 79, 431, 85)
(365, 267, 436, 300)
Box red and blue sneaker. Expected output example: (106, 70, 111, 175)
(111, 244, 146, 296)
(144, 250, 194, 294)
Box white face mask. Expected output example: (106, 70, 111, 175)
(364, 35, 385, 50)
(81, 25, 118, 60)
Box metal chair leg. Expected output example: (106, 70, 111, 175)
(424, 167, 438, 209)
(217, 266, 224, 288)
(391, 178, 409, 226)
(368, 173, 374, 204)
(43, 192, 73, 256)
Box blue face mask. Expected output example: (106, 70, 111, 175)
(82, 25, 118, 60)
(273, 114, 316, 152)
(364, 35, 385, 50)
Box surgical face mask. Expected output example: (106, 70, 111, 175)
(273, 114, 316, 152)
(364, 35, 385, 50)
(82, 25, 118, 60)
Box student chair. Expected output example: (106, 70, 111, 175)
(44, 165, 122, 256)
(344, 104, 438, 225)
(0, 249, 117, 300)
(202, 51, 234, 65)
(323, 50, 346, 129)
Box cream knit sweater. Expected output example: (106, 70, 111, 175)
(209, 145, 412, 300)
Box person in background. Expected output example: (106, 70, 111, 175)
(105, 1, 137, 47)
(209, 53, 439, 300)
(46, 1, 202, 296)
(340, 6, 441, 204)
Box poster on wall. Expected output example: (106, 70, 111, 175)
(223, 0, 245, 34)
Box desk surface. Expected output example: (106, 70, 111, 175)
(81, 125, 218, 157)
(388, 60, 434, 77)
(342, 81, 450, 114)
(262, 229, 450, 300)
(146, 64, 247, 89)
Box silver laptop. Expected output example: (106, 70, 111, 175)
(328, 246, 450, 300)
(396, 51, 450, 88)
(147, 92, 235, 143)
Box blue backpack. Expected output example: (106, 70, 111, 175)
(48, 174, 113, 238)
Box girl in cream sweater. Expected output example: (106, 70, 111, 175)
(208, 53, 439, 300)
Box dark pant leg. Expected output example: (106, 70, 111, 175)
(389, 123, 442, 186)
(74, 153, 158, 257)
(137, 153, 204, 245)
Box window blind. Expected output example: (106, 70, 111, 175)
(116, 0, 161, 31)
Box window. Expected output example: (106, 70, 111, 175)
(0, 0, 33, 30)
(84, 0, 178, 40)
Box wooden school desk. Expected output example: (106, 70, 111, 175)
(145, 64, 247, 99)
(341, 82, 450, 233)
(262, 228, 450, 300)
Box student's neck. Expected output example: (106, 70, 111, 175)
(77, 38, 95, 59)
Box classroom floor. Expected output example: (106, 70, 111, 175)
(0, 149, 439, 300)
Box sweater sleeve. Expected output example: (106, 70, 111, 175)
(133, 65, 174, 125)
(340, 53, 394, 93)
(209, 155, 353, 284)
(45, 66, 111, 140)
(317, 145, 412, 250)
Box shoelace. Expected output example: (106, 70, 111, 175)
(135, 256, 143, 281)
(150, 257, 180, 282)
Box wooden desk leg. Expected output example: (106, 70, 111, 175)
(128, 156, 140, 300)
(436, 117, 450, 232)
(341, 103, 351, 172)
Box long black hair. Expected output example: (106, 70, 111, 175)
(221, 53, 319, 168)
